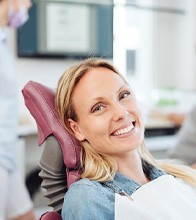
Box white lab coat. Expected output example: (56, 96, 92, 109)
(0, 27, 18, 171)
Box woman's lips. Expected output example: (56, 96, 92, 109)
(112, 122, 136, 136)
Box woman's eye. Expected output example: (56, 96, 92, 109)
(92, 104, 105, 113)
(119, 91, 131, 100)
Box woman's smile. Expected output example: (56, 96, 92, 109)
(111, 122, 136, 136)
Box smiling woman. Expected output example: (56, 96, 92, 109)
(55, 58, 196, 220)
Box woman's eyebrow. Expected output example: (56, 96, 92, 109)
(86, 84, 128, 106)
(117, 85, 127, 93)
(84, 97, 103, 108)
(91, 85, 128, 101)
(91, 96, 105, 103)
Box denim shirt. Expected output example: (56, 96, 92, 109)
(61, 162, 165, 220)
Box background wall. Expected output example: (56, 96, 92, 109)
(152, 0, 195, 90)
(9, 30, 78, 117)
(8, 0, 196, 118)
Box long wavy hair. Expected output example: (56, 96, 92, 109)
(55, 58, 196, 186)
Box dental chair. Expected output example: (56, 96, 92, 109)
(22, 81, 82, 220)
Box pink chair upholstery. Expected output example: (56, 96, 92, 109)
(22, 81, 82, 219)
(39, 212, 62, 220)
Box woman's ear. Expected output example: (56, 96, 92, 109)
(68, 119, 86, 141)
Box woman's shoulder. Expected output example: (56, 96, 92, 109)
(66, 178, 113, 202)
(62, 178, 114, 219)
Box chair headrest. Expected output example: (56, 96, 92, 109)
(22, 81, 81, 187)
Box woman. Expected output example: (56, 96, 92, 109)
(56, 58, 196, 220)
(0, 0, 35, 219)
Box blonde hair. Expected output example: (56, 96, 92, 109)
(55, 58, 196, 185)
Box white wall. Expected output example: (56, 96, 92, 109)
(114, 0, 196, 92)
(8, 0, 196, 117)
(113, 4, 154, 104)
(9, 30, 78, 117)
(152, 0, 195, 90)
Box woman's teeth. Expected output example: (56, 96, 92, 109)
(113, 124, 134, 136)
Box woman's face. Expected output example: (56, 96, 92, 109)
(69, 67, 144, 157)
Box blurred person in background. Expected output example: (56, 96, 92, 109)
(168, 105, 196, 169)
(0, 0, 35, 219)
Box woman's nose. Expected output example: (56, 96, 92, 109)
(112, 102, 127, 121)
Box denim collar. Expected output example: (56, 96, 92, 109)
(104, 161, 166, 196)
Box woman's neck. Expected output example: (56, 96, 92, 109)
(116, 150, 150, 185)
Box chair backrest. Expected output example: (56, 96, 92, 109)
(22, 81, 82, 219)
